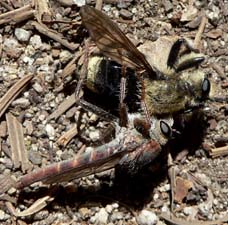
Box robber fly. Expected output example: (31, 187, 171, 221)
(0, 5, 210, 194)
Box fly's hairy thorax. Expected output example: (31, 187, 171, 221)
(144, 78, 189, 115)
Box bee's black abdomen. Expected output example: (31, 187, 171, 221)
(84, 59, 140, 115)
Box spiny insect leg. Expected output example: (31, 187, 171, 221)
(78, 98, 117, 122)
(119, 65, 128, 127)
(167, 37, 202, 70)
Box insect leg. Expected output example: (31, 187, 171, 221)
(119, 65, 129, 127)
(78, 99, 117, 122)
(175, 55, 205, 72)
(75, 40, 90, 100)
(167, 38, 184, 69)
(137, 75, 151, 135)
(167, 38, 204, 71)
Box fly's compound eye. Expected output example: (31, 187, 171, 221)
(201, 78, 210, 97)
(160, 121, 172, 138)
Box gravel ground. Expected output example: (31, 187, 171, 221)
(0, 1, 227, 224)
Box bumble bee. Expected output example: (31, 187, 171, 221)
(78, 5, 210, 137)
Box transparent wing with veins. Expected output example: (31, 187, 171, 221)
(80, 5, 157, 77)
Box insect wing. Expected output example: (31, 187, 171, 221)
(80, 5, 156, 76)
(43, 150, 126, 184)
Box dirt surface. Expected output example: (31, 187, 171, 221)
(0, 0, 227, 224)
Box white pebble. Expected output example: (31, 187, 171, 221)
(105, 205, 113, 213)
(59, 50, 73, 64)
(11, 98, 30, 107)
(0, 209, 6, 220)
(89, 130, 100, 142)
(153, 193, 159, 200)
(112, 203, 119, 209)
(45, 124, 55, 139)
(30, 35, 42, 49)
(94, 208, 109, 224)
(4, 38, 20, 49)
(32, 82, 43, 93)
(15, 28, 31, 42)
(137, 209, 158, 225)
(73, 0, 86, 7)
(183, 206, 197, 217)
(159, 184, 170, 192)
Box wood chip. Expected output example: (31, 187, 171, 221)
(160, 212, 228, 225)
(209, 145, 228, 158)
(174, 177, 193, 203)
(31, 21, 79, 51)
(0, 174, 17, 195)
(6, 195, 55, 217)
(34, 0, 52, 22)
(61, 51, 81, 80)
(0, 4, 34, 25)
(0, 74, 33, 119)
(205, 29, 223, 39)
(47, 94, 76, 121)
(6, 113, 30, 172)
(194, 15, 207, 50)
(57, 124, 78, 146)
(168, 153, 176, 212)
(0, 1, 14, 11)
(96, 0, 103, 10)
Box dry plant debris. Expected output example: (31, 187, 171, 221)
(0, 0, 227, 224)
(6, 113, 30, 172)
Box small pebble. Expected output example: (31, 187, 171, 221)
(162, 0, 173, 13)
(153, 193, 159, 201)
(4, 38, 20, 49)
(32, 82, 43, 93)
(89, 130, 100, 142)
(183, 206, 198, 217)
(159, 184, 170, 192)
(119, 9, 133, 20)
(45, 124, 55, 139)
(11, 98, 30, 108)
(14, 28, 31, 42)
(30, 35, 43, 49)
(137, 209, 158, 225)
(59, 50, 72, 64)
(110, 211, 123, 221)
(29, 150, 42, 165)
(112, 203, 119, 209)
(94, 208, 109, 224)
(0, 209, 6, 220)
(195, 173, 211, 186)
(73, 0, 86, 7)
(79, 207, 90, 218)
(105, 205, 113, 213)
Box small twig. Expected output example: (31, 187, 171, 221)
(61, 51, 81, 80)
(209, 145, 228, 158)
(32, 21, 79, 51)
(0, 4, 34, 25)
(160, 212, 228, 225)
(6, 192, 55, 217)
(57, 124, 81, 146)
(167, 153, 176, 212)
(34, 0, 52, 23)
(6, 113, 30, 172)
(0, 74, 33, 119)
(0, 1, 14, 11)
(95, 0, 103, 10)
(194, 15, 207, 50)
(47, 94, 76, 121)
